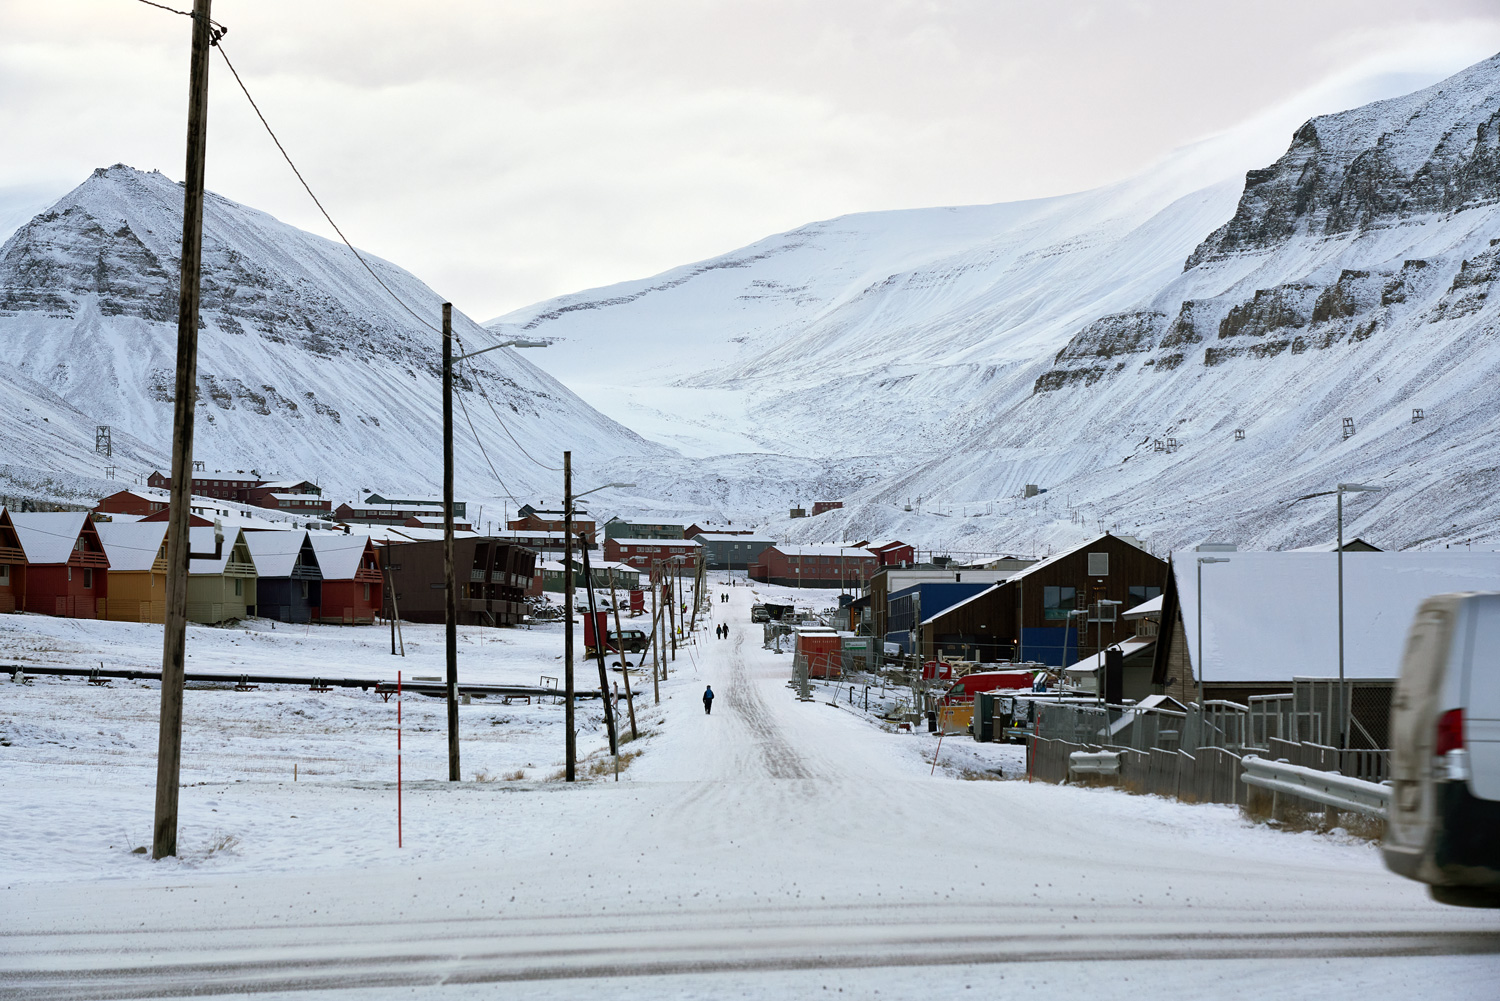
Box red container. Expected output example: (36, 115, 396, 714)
(939, 671, 1033, 705)
(630, 589, 644, 614)
(795, 630, 844, 679)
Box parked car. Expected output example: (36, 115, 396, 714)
(751, 604, 770, 623)
(582, 611, 649, 656)
(1383, 592, 1500, 907)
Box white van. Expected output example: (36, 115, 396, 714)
(1383, 592, 1500, 907)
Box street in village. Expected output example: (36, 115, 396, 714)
(2, 582, 1497, 998)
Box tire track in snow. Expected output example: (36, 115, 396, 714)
(722, 614, 812, 780)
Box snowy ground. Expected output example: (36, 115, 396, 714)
(2, 573, 1498, 998)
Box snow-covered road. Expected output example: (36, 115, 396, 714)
(3, 584, 1498, 999)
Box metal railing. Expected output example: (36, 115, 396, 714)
(1241, 755, 1390, 817)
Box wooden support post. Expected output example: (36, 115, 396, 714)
(649, 571, 661, 704)
(563, 452, 575, 782)
(610, 580, 637, 739)
(580, 541, 619, 755)
(153, 0, 214, 861)
(442, 302, 459, 782)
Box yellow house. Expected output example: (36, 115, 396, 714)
(188, 525, 257, 623)
(95, 520, 169, 623)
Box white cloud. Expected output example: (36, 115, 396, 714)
(2, 1, 1498, 318)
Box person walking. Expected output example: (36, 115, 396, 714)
(703, 685, 715, 714)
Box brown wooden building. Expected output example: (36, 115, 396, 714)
(916, 534, 1167, 666)
(380, 537, 536, 626)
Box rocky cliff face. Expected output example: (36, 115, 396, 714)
(0, 166, 663, 503)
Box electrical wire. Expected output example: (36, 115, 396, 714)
(453, 333, 562, 471)
(453, 376, 526, 508)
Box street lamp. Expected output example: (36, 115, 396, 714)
(1335, 482, 1381, 750)
(438, 311, 549, 782)
(1196, 557, 1230, 709)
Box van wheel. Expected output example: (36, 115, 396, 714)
(1430, 885, 1500, 908)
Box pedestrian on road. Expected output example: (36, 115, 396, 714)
(703, 685, 715, 714)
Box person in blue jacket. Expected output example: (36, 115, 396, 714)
(703, 685, 715, 714)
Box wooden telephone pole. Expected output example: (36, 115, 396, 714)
(153, 0, 214, 861)
(441, 303, 460, 781)
(563, 452, 575, 781)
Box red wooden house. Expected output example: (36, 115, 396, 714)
(94, 489, 169, 518)
(5, 511, 110, 617)
(309, 533, 383, 624)
(865, 540, 916, 566)
(0, 509, 25, 613)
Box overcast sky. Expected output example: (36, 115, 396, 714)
(4, 1, 1500, 320)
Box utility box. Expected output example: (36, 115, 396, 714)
(795, 627, 843, 678)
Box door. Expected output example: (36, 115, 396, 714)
(1464, 594, 1500, 801)
(1386, 596, 1459, 848)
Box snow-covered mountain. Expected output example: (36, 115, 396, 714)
(492, 53, 1500, 552)
(0, 165, 666, 510)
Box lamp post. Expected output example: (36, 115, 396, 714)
(441, 325, 548, 781)
(1196, 557, 1230, 709)
(1335, 482, 1381, 750)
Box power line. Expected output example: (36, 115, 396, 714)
(454, 332, 562, 471)
(211, 42, 440, 334)
(452, 374, 526, 508)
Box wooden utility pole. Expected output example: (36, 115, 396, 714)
(153, 0, 214, 862)
(580, 541, 619, 755)
(668, 576, 677, 661)
(649, 571, 661, 703)
(441, 302, 460, 781)
(610, 580, 637, 740)
(563, 452, 575, 782)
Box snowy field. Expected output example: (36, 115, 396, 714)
(3, 574, 1498, 998)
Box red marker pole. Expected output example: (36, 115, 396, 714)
(397, 670, 403, 848)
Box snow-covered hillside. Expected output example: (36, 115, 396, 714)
(0, 166, 666, 509)
(492, 54, 1500, 553)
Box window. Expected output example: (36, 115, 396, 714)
(1128, 585, 1161, 607)
(1087, 552, 1109, 576)
(0, 565, 8, 585)
(300, 580, 309, 599)
(1043, 585, 1076, 621)
(83, 569, 93, 589)
(234, 577, 243, 597)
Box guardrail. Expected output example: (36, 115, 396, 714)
(1239, 755, 1390, 817)
(1068, 750, 1121, 776)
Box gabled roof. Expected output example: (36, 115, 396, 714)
(244, 530, 314, 578)
(8, 512, 91, 564)
(308, 533, 375, 579)
(1063, 637, 1156, 674)
(189, 526, 248, 574)
(1122, 594, 1164, 619)
(1289, 538, 1384, 552)
(95, 521, 169, 572)
(694, 533, 774, 543)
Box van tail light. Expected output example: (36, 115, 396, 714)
(1435, 709, 1465, 756)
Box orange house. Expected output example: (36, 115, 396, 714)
(309, 533, 383, 624)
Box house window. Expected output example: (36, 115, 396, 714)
(1087, 552, 1109, 576)
(234, 577, 243, 597)
(300, 580, 309, 599)
(363, 583, 371, 602)
(0, 565, 8, 585)
(1043, 585, 1077, 621)
(1128, 585, 1161, 607)
(83, 569, 93, 589)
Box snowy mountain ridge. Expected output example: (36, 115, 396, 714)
(493, 52, 1500, 553)
(0, 165, 666, 511)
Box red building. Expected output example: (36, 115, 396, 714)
(4, 511, 110, 617)
(308, 534, 384, 624)
(94, 489, 169, 518)
(603, 537, 700, 575)
(795, 627, 844, 679)
(404, 515, 473, 532)
(248, 480, 331, 514)
(0, 510, 25, 613)
(147, 469, 261, 503)
(866, 540, 916, 566)
(750, 544, 880, 588)
(810, 501, 844, 516)
(509, 514, 596, 545)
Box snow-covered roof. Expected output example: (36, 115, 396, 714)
(365, 526, 481, 544)
(308, 533, 374, 579)
(1122, 594, 1164, 619)
(345, 502, 444, 514)
(1001, 534, 1119, 585)
(1063, 637, 1156, 675)
(94, 521, 168, 572)
(8, 512, 90, 564)
(267, 492, 326, 502)
(1288, 538, 1383, 552)
(1171, 550, 1500, 683)
(770, 544, 877, 558)
(694, 533, 774, 543)
(917, 575, 1028, 625)
(244, 530, 312, 578)
(612, 537, 701, 547)
(189, 526, 246, 574)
